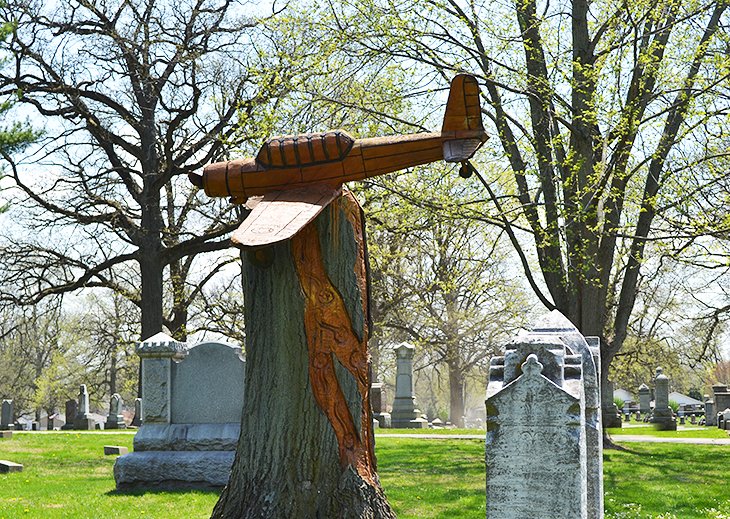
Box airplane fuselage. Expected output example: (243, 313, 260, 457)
(201, 129, 485, 203)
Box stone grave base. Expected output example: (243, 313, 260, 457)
(132, 423, 240, 451)
(114, 450, 234, 490)
(375, 412, 391, 428)
(391, 417, 428, 429)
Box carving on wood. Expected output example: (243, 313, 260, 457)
(190, 74, 488, 248)
(291, 192, 376, 483)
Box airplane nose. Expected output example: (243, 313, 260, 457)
(188, 172, 204, 188)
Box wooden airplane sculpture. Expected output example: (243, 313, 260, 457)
(189, 74, 488, 248)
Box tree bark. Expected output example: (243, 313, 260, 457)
(447, 361, 465, 428)
(211, 192, 395, 519)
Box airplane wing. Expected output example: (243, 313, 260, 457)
(231, 185, 342, 248)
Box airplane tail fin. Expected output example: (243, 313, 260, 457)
(441, 74, 487, 162)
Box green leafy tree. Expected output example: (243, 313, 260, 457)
(318, 0, 730, 387)
(363, 166, 530, 426)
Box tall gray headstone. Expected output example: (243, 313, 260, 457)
(712, 384, 730, 416)
(115, 338, 246, 490)
(390, 343, 427, 428)
(61, 400, 77, 430)
(487, 341, 588, 519)
(0, 400, 14, 431)
(530, 310, 603, 519)
(74, 385, 96, 430)
(650, 367, 676, 431)
(131, 398, 142, 427)
(705, 395, 716, 426)
(106, 393, 126, 429)
(638, 383, 651, 414)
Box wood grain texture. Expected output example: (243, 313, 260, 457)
(211, 193, 394, 519)
(291, 191, 377, 484)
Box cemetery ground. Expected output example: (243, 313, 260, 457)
(0, 430, 729, 518)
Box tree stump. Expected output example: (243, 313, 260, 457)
(211, 192, 395, 518)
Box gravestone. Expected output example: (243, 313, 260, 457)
(712, 384, 730, 417)
(638, 383, 651, 415)
(74, 385, 96, 430)
(131, 398, 142, 427)
(61, 400, 77, 430)
(650, 368, 676, 431)
(104, 446, 128, 455)
(0, 460, 23, 473)
(487, 347, 587, 518)
(486, 310, 603, 519)
(719, 409, 730, 430)
(390, 343, 427, 428)
(0, 400, 13, 430)
(601, 379, 622, 428)
(705, 395, 716, 426)
(105, 393, 126, 429)
(529, 310, 603, 519)
(371, 382, 391, 428)
(114, 335, 246, 489)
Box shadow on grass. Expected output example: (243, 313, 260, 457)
(107, 486, 222, 497)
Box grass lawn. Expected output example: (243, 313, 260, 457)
(606, 425, 729, 439)
(376, 428, 483, 435)
(1, 431, 729, 518)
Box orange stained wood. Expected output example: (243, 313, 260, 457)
(194, 74, 487, 204)
(291, 192, 377, 484)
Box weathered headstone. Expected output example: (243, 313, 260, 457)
(114, 336, 246, 490)
(720, 409, 730, 430)
(105, 393, 126, 430)
(529, 310, 603, 519)
(390, 343, 427, 428)
(61, 400, 77, 430)
(638, 383, 651, 415)
(130, 398, 142, 427)
(712, 384, 730, 417)
(486, 310, 603, 519)
(650, 367, 676, 431)
(0, 431, 12, 439)
(0, 400, 13, 431)
(104, 446, 129, 455)
(487, 348, 587, 519)
(601, 379, 622, 428)
(74, 385, 96, 430)
(0, 460, 23, 473)
(705, 395, 716, 426)
(371, 382, 391, 428)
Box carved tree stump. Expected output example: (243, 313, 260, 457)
(211, 192, 395, 518)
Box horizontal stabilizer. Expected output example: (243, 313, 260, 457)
(231, 185, 341, 248)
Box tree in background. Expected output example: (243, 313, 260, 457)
(0, 299, 85, 421)
(320, 0, 730, 387)
(0, 0, 293, 343)
(362, 166, 530, 425)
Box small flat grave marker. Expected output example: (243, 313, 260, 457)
(0, 460, 23, 473)
(0, 431, 12, 439)
(104, 446, 128, 456)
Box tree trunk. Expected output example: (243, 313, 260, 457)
(447, 361, 465, 428)
(212, 192, 395, 518)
